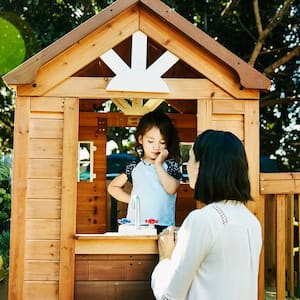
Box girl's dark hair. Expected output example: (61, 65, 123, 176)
(135, 111, 181, 162)
(193, 130, 252, 204)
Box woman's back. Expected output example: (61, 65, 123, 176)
(152, 201, 262, 300)
(185, 201, 262, 300)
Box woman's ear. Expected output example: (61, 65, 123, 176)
(187, 147, 199, 189)
(138, 135, 143, 144)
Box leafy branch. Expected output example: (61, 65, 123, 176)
(249, 0, 296, 68)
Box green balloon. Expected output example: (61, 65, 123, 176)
(0, 17, 26, 76)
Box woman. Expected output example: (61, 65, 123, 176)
(151, 129, 262, 300)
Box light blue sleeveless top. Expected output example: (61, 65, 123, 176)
(126, 160, 181, 226)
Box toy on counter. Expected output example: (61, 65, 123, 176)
(117, 218, 159, 236)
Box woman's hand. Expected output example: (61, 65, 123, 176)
(158, 226, 177, 261)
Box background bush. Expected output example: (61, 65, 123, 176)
(0, 156, 12, 281)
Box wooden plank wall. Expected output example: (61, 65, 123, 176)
(197, 98, 260, 208)
(9, 96, 78, 300)
(77, 115, 107, 233)
(261, 173, 300, 299)
(9, 96, 30, 300)
(75, 254, 158, 300)
(25, 97, 65, 299)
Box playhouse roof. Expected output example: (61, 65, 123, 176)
(3, 0, 271, 90)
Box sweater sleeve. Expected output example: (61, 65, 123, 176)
(151, 209, 215, 300)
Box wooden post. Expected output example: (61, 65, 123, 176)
(286, 194, 294, 297)
(276, 194, 286, 299)
(258, 194, 265, 300)
(59, 98, 79, 299)
(196, 98, 212, 134)
(298, 196, 300, 296)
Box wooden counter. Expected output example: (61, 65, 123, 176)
(74, 234, 159, 300)
(75, 233, 158, 255)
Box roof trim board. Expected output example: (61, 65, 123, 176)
(42, 78, 259, 100)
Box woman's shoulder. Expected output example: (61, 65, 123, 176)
(183, 206, 215, 225)
(183, 203, 232, 227)
(179, 206, 223, 240)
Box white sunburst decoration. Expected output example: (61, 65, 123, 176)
(100, 31, 179, 93)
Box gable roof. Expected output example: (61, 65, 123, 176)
(3, 0, 271, 90)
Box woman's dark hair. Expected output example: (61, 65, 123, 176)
(193, 130, 252, 204)
(135, 111, 181, 162)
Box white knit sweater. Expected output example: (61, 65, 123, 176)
(151, 201, 262, 300)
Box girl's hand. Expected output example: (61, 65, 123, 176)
(155, 149, 169, 165)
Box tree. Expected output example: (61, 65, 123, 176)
(0, 81, 14, 154)
(0, 0, 110, 153)
(0, 155, 12, 280)
(0, 0, 299, 170)
(164, 0, 299, 171)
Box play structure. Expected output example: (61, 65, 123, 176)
(4, 0, 298, 299)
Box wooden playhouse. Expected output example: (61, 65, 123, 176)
(3, 0, 271, 299)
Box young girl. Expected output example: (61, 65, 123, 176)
(107, 111, 182, 228)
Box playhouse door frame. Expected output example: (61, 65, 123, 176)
(59, 98, 79, 299)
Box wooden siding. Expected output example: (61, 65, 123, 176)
(175, 184, 196, 225)
(24, 97, 65, 299)
(260, 174, 300, 299)
(75, 254, 157, 300)
(77, 116, 107, 233)
(24, 282, 59, 300)
(8, 96, 30, 300)
(8, 96, 78, 300)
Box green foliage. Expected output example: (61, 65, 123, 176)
(0, 17, 26, 75)
(0, 156, 11, 281)
(0, 79, 14, 154)
(0, 189, 11, 233)
(0, 0, 112, 51)
(0, 11, 39, 63)
(0, 230, 10, 280)
(0, 157, 11, 233)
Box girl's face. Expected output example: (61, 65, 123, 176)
(187, 146, 199, 189)
(138, 126, 167, 161)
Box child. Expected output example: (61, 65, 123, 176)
(107, 111, 182, 229)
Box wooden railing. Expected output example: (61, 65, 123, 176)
(260, 173, 300, 300)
